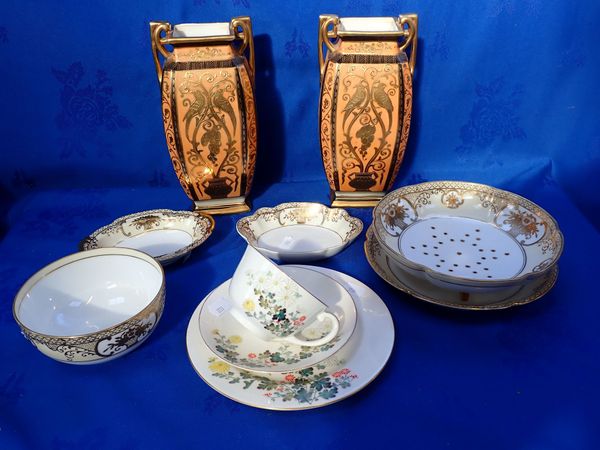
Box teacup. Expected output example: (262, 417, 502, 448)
(228, 245, 340, 346)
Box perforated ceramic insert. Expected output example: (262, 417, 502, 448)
(257, 225, 343, 253)
(115, 229, 193, 257)
(399, 217, 526, 280)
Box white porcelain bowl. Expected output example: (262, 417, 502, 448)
(80, 209, 214, 266)
(372, 181, 563, 292)
(236, 202, 362, 263)
(13, 248, 165, 364)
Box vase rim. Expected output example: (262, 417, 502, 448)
(173, 22, 232, 38)
(338, 17, 401, 33)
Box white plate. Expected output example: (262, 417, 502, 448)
(198, 266, 357, 373)
(80, 209, 214, 266)
(186, 265, 394, 410)
(236, 202, 362, 263)
(365, 227, 558, 310)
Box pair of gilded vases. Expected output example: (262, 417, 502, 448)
(150, 15, 417, 214)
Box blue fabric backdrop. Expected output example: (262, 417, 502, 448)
(1, 1, 599, 449)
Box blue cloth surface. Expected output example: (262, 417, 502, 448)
(1, 0, 599, 449)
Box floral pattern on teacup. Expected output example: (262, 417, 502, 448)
(208, 358, 358, 404)
(243, 270, 305, 338)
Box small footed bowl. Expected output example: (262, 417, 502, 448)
(236, 202, 363, 263)
(13, 248, 165, 364)
(80, 209, 214, 266)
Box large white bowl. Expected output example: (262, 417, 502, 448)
(13, 248, 165, 364)
(372, 181, 563, 292)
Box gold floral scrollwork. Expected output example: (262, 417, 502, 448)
(381, 197, 416, 236)
(496, 206, 546, 245)
(339, 65, 399, 190)
(179, 71, 240, 199)
(162, 71, 194, 198)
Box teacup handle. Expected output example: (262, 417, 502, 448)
(282, 312, 339, 347)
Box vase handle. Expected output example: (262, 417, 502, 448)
(231, 16, 255, 84)
(398, 14, 418, 75)
(149, 21, 172, 85)
(318, 14, 339, 80)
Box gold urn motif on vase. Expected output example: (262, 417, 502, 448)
(319, 15, 418, 207)
(150, 19, 257, 214)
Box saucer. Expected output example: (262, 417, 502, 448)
(365, 227, 558, 310)
(198, 266, 357, 373)
(186, 265, 394, 410)
(80, 209, 214, 266)
(236, 202, 362, 262)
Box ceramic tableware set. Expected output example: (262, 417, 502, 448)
(12, 14, 564, 410)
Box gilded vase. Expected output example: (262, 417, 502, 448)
(319, 15, 418, 207)
(150, 18, 257, 214)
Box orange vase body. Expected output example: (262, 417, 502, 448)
(319, 15, 418, 207)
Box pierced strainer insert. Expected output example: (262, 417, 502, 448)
(399, 217, 525, 281)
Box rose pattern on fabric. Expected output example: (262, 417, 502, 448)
(21, 195, 110, 236)
(49, 427, 139, 450)
(0, 267, 19, 323)
(0, 372, 25, 407)
(284, 28, 310, 58)
(148, 170, 171, 187)
(457, 78, 526, 151)
(52, 62, 131, 158)
(426, 29, 449, 62)
(208, 359, 357, 404)
(404, 173, 428, 185)
(193, 0, 250, 7)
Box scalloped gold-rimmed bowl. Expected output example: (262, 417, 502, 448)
(236, 202, 362, 263)
(80, 209, 214, 266)
(372, 181, 563, 292)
